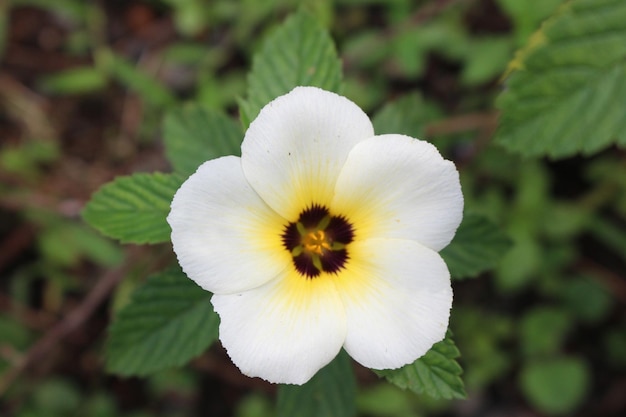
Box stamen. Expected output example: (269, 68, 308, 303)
(281, 205, 354, 278)
(302, 230, 331, 255)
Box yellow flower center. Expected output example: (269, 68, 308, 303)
(302, 230, 331, 255)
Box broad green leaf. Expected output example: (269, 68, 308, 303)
(82, 173, 182, 244)
(372, 93, 441, 138)
(277, 350, 356, 417)
(496, 0, 626, 157)
(163, 105, 242, 177)
(239, 11, 343, 127)
(440, 213, 512, 279)
(520, 357, 589, 415)
(375, 334, 466, 400)
(106, 266, 218, 376)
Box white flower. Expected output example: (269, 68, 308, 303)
(167, 86, 463, 385)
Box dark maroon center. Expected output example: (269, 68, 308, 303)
(281, 204, 354, 278)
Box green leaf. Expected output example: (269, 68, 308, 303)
(163, 105, 242, 177)
(239, 10, 343, 127)
(375, 334, 466, 400)
(496, 0, 626, 157)
(520, 307, 572, 357)
(277, 350, 356, 417)
(100, 49, 177, 108)
(520, 357, 590, 415)
(106, 266, 218, 376)
(38, 67, 108, 95)
(82, 173, 182, 244)
(372, 93, 442, 138)
(496, 0, 563, 45)
(440, 213, 512, 279)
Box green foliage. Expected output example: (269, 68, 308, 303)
(372, 93, 441, 138)
(356, 384, 415, 417)
(277, 350, 356, 417)
(32, 378, 81, 416)
(0, 139, 59, 181)
(37, 220, 123, 267)
(520, 307, 572, 357)
(604, 328, 626, 368)
(239, 10, 343, 127)
(496, 0, 564, 45)
(520, 357, 590, 415)
(441, 213, 512, 280)
(560, 276, 613, 323)
(106, 266, 218, 376)
(461, 37, 513, 85)
(163, 104, 242, 177)
(82, 173, 182, 244)
(496, 0, 626, 157)
(8, 2, 626, 416)
(98, 49, 177, 108)
(38, 67, 108, 95)
(376, 334, 466, 400)
(451, 308, 513, 390)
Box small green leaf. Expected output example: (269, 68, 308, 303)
(496, 0, 626, 157)
(38, 67, 108, 94)
(496, 0, 563, 45)
(372, 93, 442, 138)
(520, 356, 590, 415)
(441, 213, 512, 279)
(100, 50, 177, 108)
(277, 350, 356, 417)
(375, 334, 466, 400)
(239, 10, 343, 127)
(106, 266, 218, 376)
(82, 173, 182, 244)
(520, 307, 572, 357)
(163, 105, 242, 177)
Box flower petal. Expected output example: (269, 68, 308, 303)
(332, 134, 463, 251)
(211, 268, 347, 384)
(241, 86, 375, 220)
(167, 156, 289, 294)
(338, 238, 452, 370)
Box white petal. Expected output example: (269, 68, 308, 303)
(167, 156, 290, 294)
(332, 134, 463, 251)
(241, 86, 375, 220)
(211, 268, 347, 384)
(338, 238, 452, 370)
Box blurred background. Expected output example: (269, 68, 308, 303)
(1, 0, 625, 416)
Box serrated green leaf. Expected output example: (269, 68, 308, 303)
(106, 266, 218, 376)
(277, 350, 356, 417)
(163, 105, 242, 177)
(496, 0, 626, 157)
(82, 173, 182, 244)
(441, 213, 512, 279)
(372, 93, 442, 138)
(239, 11, 342, 127)
(375, 334, 466, 400)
